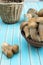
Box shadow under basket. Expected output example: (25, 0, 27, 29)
(20, 22, 43, 47)
(0, 1, 23, 24)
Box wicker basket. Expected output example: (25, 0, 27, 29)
(20, 22, 43, 47)
(0, 2, 23, 23)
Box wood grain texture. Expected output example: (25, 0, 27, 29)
(0, 18, 8, 65)
(0, 2, 43, 65)
(11, 23, 20, 65)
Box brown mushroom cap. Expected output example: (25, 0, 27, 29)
(38, 9, 43, 17)
(12, 45, 19, 54)
(7, 50, 13, 58)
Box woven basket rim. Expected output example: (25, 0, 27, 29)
(20, 22, 43, 47)
(0, 2, 24, 4)
(21, 29, 43, 47)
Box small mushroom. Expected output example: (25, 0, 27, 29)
(28, 19, 41, 41)
(12, 45, 19, 54)
(38, 9, 43, 17)
(27, 8, 37, 14)
(39, 23, 43, 41)
(2, 42, 19, 58)
(2, 42, 13, 58)
(23, 26, 30, 38)
(28, 18, 37, 28)
(25, 8, 38, 20)
(2, 42, 13, 51)
(25, 13, 38, 20)
(28, 17, 43, 25)
(2, 46, 13, 58)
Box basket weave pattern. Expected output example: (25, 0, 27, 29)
(0, 3, 23, 23)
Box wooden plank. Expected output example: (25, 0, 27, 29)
(17, 3, 31, 65)
(21, 35, 30, 65)
(1, 24, 13, 65)
(36, 2, 43, 65)
(23, 2, 41, 65)
(20, 3, 31, 65)
(11, 23, 20, 65)
(20, 2, 29, 22)
(0, 18, 8, 65)
(28, 3, 41, 65)
(0, 2, 43, 65)
(37, 2, 43, 10)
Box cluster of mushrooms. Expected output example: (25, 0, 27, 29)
(20, 8, 43, 47)
(2, 42, 19, 58)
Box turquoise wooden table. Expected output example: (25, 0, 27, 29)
(0, 2, 43, 65)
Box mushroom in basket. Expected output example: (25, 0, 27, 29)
(20, 8, 43, 47)
(20, 17, 43, 47)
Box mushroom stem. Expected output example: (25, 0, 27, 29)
(2, 42, 13, 58)
(39, 23, 43, 41)
(28, 20, 37, 28)
(2, 42, 12, 50)
(23, 26, 29, 38)
(2, 47, 8, 55)
(30, 28, 41, 41)
(36, 17, 43, 23)
(28, 17, 43, 24)
(2, 45, 13, 58)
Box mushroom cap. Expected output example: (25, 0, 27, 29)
(38, 9, 43, 17)
(27, 8, 37, 14)
(12, 45, 19, 53)
(7, 50, 13, 58)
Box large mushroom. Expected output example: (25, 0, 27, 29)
(28, 18, 41, 41)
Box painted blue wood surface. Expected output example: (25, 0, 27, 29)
(0, 2, 43, 65)
(11, 23, 20, 65)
